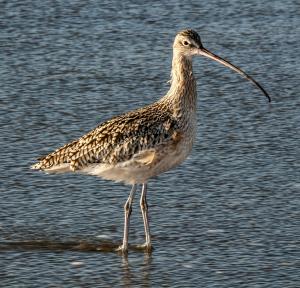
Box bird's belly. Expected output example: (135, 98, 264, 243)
(82, 134, 194, 185)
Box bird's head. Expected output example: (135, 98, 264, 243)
(173, 29, 204, 57)
(174, 29, 271, 102)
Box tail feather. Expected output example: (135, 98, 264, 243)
(31, 139, 80, 172)
(31, 162, 71, 173)
(31, 162, 42, 170)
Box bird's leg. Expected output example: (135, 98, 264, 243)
(117, 184, 137, 254)
(139, 183, 152, 252)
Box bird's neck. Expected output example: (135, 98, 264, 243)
(162, 51, 197, 118)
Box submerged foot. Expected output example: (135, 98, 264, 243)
(136, 242, 153, 253)
(116, 243, 153, 254)
(115, 245, 128, 255)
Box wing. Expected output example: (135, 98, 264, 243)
(32, 102, 179, 171)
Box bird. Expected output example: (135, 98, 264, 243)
(31, 29, 271, 254)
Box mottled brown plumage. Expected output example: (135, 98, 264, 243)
(33, 102, 179, 173)
(31, 29, 270, 254)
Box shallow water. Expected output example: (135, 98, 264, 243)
(0, 0, 299, 287)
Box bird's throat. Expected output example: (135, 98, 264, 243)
(165, 52, 197, 118)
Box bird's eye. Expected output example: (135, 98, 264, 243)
(183, 41, 189, 46)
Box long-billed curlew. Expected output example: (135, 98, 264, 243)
(31, 29, 271, 254)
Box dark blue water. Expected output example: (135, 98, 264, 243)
(1, 0, 299, 287)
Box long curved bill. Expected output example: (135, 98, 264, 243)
(198, 47, 271, 102)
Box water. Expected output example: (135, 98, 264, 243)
(0, 0, 299, 287)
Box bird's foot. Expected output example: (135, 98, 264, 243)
(116, 243, 153, 254)
(115, 245, 128, 255)
(136, 242, 153, 253)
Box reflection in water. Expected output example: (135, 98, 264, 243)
(0, 239, 154, 254)
(0, 239, 153, 287)
(121, 253, 152, 288)
(0, 239, 119, 252)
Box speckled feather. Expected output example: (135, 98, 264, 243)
(33, 102, 179, 171)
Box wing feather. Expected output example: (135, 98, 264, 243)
(31, 102, 178, 171)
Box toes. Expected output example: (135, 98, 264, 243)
(115, 245, 128, 254)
